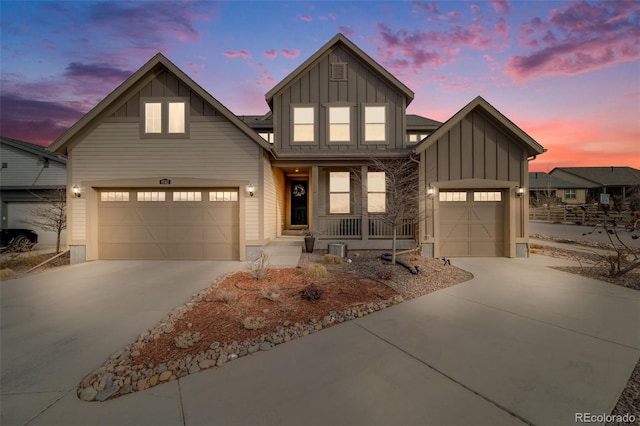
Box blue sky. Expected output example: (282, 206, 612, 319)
(1, 0, 639, 171)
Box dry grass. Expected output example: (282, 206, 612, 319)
(259, 286, 282, 302)
(242, 316, 268, 330)
(303, 263, 328, 281)
(0, 268, 17, 279)
(215, 290, 238, 304)
(323, 254, 342, 264)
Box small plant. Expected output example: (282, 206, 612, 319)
(216, 289, 238, 303)
(260, 286, 282, 302)
(242, 316, 268, 330)
(376, 269, 394, 281)
(0, 268, 16, 279)
(300, 283, 324, 302)
(304, 263, 328, 280)
(174, 332, 202, 349)
(279, 303, 296, 313)
(247, 251, 270, 280)
(323, 254, 342, 264)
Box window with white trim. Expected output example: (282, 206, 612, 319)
(142, 99, 188, 137)
(367, 172, 386, 213)
(173, 191, 201, 202)
(329, 107, 350, 142)
(209, 191, 238, 202)
(564, 188, 576, 199)
(329, 171, 350, 214)
(293, 106, 315, 142)
(137, 191, 166, 202)
(473, 191, 502, 202)
(439, 192, 467, 202)
(101, 192, 129, 202)
(365, 105, 386, 142)
(259, 132, 274, 143)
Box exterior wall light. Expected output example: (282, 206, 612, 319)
(516, 186, 525, 197)
(72, 185, 81, 198)
(427, 185, 435, 198)
(246, 184, 255, 197)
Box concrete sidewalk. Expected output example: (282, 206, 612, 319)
(2, 255, 639, 425)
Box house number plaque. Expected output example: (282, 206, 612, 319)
(159, 179, 171, 185)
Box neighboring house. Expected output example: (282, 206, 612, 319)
(50, 33, 544, 263)
(0, 136, 67, 246)
(528, 172, 589, 205)
(550, 167, 640, 203)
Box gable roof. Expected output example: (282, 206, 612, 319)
(413, 96, 546, 157)
(1, 136, 66, 164)
(49, 53, 273, 155)
(528, 172, 589, 189)
(265, 33, 414, 107)
(406, 114, 442, 130)
(550, 167, 640, 187)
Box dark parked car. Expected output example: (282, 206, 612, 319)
(0, 229, 38, 251)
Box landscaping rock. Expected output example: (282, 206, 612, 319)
(149, 375, 159, 386)
(159, 370, 172, 382)
(95, 384, 119, 402)
(259, 342, 272, 351)
(79, 386, 97, 402)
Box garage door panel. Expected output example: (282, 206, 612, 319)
(99, 189, 239, 260)
(440, 190, 505, 257)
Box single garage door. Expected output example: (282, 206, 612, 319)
(439, 190, 504, 257)
(98, 189, 239, 260)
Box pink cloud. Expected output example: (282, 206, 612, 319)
(281, 49, 300, 59)
(508, 1, 640, 79)
(224, 50, 251, 59)
(338, 26, 355, 36)
(470, 4, 480, 14)
(263, 50, 277, 59)
(490, 0, 511, 15)
(299, 15, 312, 22)
(250, 63, 276, 88)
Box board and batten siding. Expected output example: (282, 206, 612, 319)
(0, 144, 66, 187)
(272, 45, 407, 153)
(70, 120, 262, 242)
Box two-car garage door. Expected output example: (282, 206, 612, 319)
(98, 189, 239, 260)
(439, 190, 505, 257)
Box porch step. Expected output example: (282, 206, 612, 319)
(282, 229, 304, 236)
(267, 236, 305, 246)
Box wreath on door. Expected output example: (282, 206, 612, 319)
(293, 184, 306, 197)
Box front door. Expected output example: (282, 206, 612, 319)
(290, 180, 308, 226)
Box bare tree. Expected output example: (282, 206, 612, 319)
(21, 189, 67, 253)
(354, 157, 422, 264)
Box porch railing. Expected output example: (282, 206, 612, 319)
(318, 215, 414, 239)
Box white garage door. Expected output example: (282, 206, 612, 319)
(98, 189, 239, 260)
(440, 190, 504, 257)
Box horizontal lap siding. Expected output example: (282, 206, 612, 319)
(263, 155, 277, 240)
(0, 145, 66, 187)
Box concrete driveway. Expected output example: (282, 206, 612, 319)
(2, 256, 639, 425)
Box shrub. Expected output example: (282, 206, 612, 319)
(323, 254, 342, 264)
(279, 303, 295, 313)
(216, 290, 238, 303)
(260, 286, 282, 302)
(174, 332, 202, 349)
(304, 263, 327, 280)
(247, 251, 270, 280)
(242, 316, 268, 330)
(0, 268, 16, 279)
(300, 284, 324, 302)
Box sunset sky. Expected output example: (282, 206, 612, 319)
(1, 0, 638, 172)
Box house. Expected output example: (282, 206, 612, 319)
(528, 172, 589, 205)
(49, 33, 544, 263)
(550, 167, 640, 203)
(0, 136, 67, 246)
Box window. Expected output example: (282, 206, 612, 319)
(407, 133, 429, 144)
(365, 106, 386, 142)
(259, 132, 274, 143)
(101, 192, 129, 202)
(293, 106, 315, 142)
(474, 191, 502, 202)
(565, 189, 576, 199)
(210, 191, 238, 202)
(439, 192, 467, 202)
(329, 107, 350, 142)
(142, 99, 188, 137)
(137, 191, 165, 202)
(367, 172, 386, 213)
(173, 191, 201, 202)
(329, 171, 350, 214)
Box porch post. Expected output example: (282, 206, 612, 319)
(361, 165, 369, 240)
(311, 166, 319, 233)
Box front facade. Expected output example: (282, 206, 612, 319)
(0, 136, 68, 246)
(550, 167, 640, 203)
(50, 34, 544, 263)
(529, 172, 588, 205)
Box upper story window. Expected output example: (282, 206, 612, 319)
(364, 105, 386, 143)
(406, 133, 429, 144)
(259, 132, 274, 144)
(329, 107, 350, 142)
(293, 106, 315, 143)
(329, 171, 350, 214)
(367, 172, 386, 213)
(142, 99, 188, 138)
